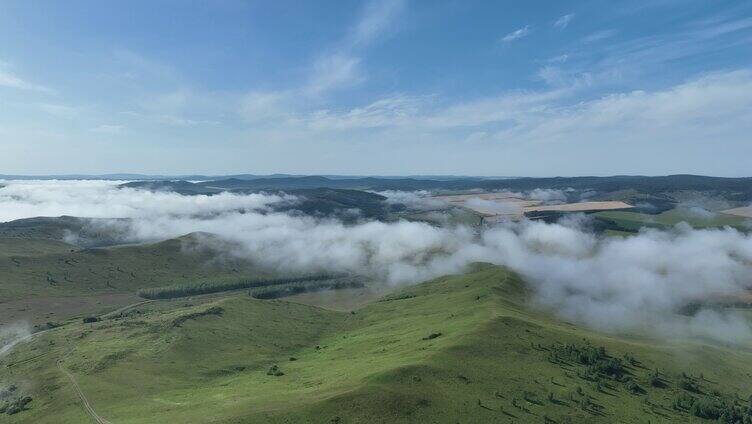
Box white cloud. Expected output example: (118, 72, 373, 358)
(504, 69, 752, 143)
(582, 29, 618, 43)
(306, 54, 364, 96)
(2, 180, 752, 343)
(350, 0, 406, 47)
(0, 65, 50, 93)
(554, 13, 575, 30)
(306, 94, 430, 130)
(238, 0, 405, 121)
(501, 25, 531, 42)
(548, 54, 570, 63)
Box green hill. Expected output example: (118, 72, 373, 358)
(595, 209, 750, 232)
(3, 264, 752, 423)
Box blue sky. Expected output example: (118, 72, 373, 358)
(1, 0, 751, 176)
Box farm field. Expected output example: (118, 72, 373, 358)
(433, 193, 635, 221)
(722, 206, 752, 219)
(527, 201, 633, 213)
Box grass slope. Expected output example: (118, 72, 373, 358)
(0, 235, 269, 303)
(596, 208, 750, 232)
(3, 265, 752, 423)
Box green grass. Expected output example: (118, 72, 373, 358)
(0, 234, 271, 303)
(0, 237, 76, 258)
(596, 208, 750, 232)
(4, 264, 752, 423)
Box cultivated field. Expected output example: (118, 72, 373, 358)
(433, 192, 633, 220)
(527, 201, 633, 213)
(722, 206, 752, 218)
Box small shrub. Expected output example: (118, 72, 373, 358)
(422, 332, 442, 340)
(624, 378, 643, 395)
(648, 370, 662, 387)
(679, 376, 700, 393)
(266, 365, 284, 376)
(673, 393, 695, 410)
(82, 316, 99, 323)
(690, 397, 722, 420)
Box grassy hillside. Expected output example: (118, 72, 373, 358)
(596, 209, 750, 232)
(0, 234, 278, 327)
(0, 216, 134, 247)
(0, 234, 270, 303)
(3, 264, 752, 423)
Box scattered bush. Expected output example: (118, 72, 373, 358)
(550, 343, 609, 367)
(267, 365, 284, 377)
(624, 378, 643, 395)
(0, 396, 32, 415)
(422, 332, 442, 340)
(648, 370, 663, 388)
(690, 397, 722, 420)
(590, 358, 625, 378)
(673, 393, 695, 411)
(172, 306, 224, 327)
(679, 376, 700, 393)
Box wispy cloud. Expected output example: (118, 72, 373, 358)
(548, 54, 570, 63)
(306, 54, 364, 96)
(305, 0, 405, 96)
(501, 25, 531, 42)
(554, 13, 575, 30)
(349, 0, 406, 47)
(240, 0, 406, 122)
(238, 67, 752, 172)
(581, 29, 618, 43)
(0, 64, 51, 93)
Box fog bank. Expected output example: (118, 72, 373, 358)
(2, 180, 752, 343)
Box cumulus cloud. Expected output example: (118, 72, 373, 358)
(2, 181, 752, 344)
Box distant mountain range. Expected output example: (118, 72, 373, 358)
(116, 174, 752, 201)
(0, 173, 515, 181)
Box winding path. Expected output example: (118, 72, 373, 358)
(58, 356, 113, 424)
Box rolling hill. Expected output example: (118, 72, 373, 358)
(3, 264, 752, 423)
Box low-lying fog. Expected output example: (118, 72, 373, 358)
(2, 180, 752, 344)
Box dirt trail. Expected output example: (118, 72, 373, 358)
(58, 355, 112, 424)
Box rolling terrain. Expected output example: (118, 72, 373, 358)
(0, 234, 279, 327)
(119, 174, 752, 203)
(3, 264, 752, 423)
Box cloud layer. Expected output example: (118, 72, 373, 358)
(2, 180, 752, 344)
